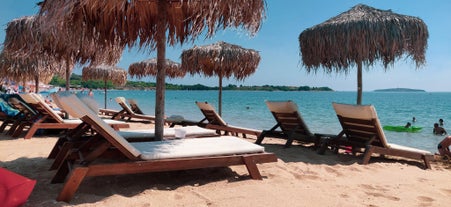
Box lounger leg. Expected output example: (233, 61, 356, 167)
(317, 139, 329, 155)
(255, 132, 266, 144)
(49, 142, 75, 170)
(24, 125, 39, 139)
(48, 138, 68, 159)
(284, 137, 294, 148)
(0, 120, 11, 132)
(362, 146, 374, 164)
(242, 156, 262, 180)
(12, 123, 28, 138)
(422, 155, 432, 169)
(6, 120, 21, 135)
(56, 167, 89, 202)
(52, 159, 73, 183)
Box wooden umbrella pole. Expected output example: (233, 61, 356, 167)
(35, 75, 39, 93)
(357, 61, 362, 105)
(65, 57, 70, 91)
(154, 0, 168, 141)
(218, 71, 222, 116)
(104, 79, 107, 109)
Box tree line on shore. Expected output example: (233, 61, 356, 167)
(50, 74, 333, 92)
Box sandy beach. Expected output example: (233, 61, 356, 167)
(1, 121, 450, 207)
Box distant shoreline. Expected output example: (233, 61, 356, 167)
(373, 88, 426, 92)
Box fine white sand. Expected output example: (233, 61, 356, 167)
(1, 121, 450, 207)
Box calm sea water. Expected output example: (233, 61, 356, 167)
(90, 90, 451, 153)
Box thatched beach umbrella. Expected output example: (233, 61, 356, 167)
(3, 16, 75, 91)
(299, 4, 428, 104)
(38, 0, 266, 141)
(0, 51, 64, 93)
(128, 58, 185, 79)
(181, 41, 260, 116)
(2, 16, 67, 92)
(4, 15, 124, 91)
(82, 65, 127, 109)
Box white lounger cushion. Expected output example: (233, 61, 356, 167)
(389, 143, 431, 155)
(134, 136, 265, 160)
(119, 126, 217, 139)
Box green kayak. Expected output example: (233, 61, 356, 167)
(383, 125, 422, 133)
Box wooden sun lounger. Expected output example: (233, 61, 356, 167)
(195, 101, 261, 138)
(127, 99, 144, 114)
(52, 111, 277, 202)
(99, 108, 119, 116)
(321, 102, 433, 169)
(18, 93, 129, 139)
(107, 97, 198, 127)
(0, 97, 38, 137)
(112, 97, 156, 122)
(47, 124, 219, 168)
(256, 100, 335, 148)
(47, 93, 219, 170)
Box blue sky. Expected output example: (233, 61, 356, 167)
(1, 0, 451, 92)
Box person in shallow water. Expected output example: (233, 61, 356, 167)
(404, 122, 411, 128)
(433, 123, 447, 135)
(437, 136, 451, 158)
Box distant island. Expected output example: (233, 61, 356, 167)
(373, 88, 426, 92)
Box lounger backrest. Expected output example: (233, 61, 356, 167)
(195, 101, 227, 126)
(76, 93, 99, 114)
(265, 100, 313, 136)
(19, 93, 64, 123)
(58, 92, 141, 158)
(53, 91, 82, 118)
(332, 102, 388, 147)
(7, 97, 37, 116)
(115, 97, 134, 114)
(127, 99, 144, 114)
(50, 93, 64, 111)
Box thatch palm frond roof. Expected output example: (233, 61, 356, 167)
(0, 51, 66, 84)
(128, 58, 185, 79)
(299, 4, 428, 73)
(3, 15, 122, 67)
(38, 0, 266, 49)
(181, 41, 260, 80)
(82, 65, 127, 86)
(3, 16, 42, 57)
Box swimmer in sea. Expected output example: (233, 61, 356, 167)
(433, 123, 447, 135)
(404, 122, 411, 128)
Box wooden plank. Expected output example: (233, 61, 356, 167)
(56, 167, 89, 202)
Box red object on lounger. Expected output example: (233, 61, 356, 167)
(0, 168, 36, 207)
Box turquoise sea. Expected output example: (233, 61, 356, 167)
(90, 90, 451, 153)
